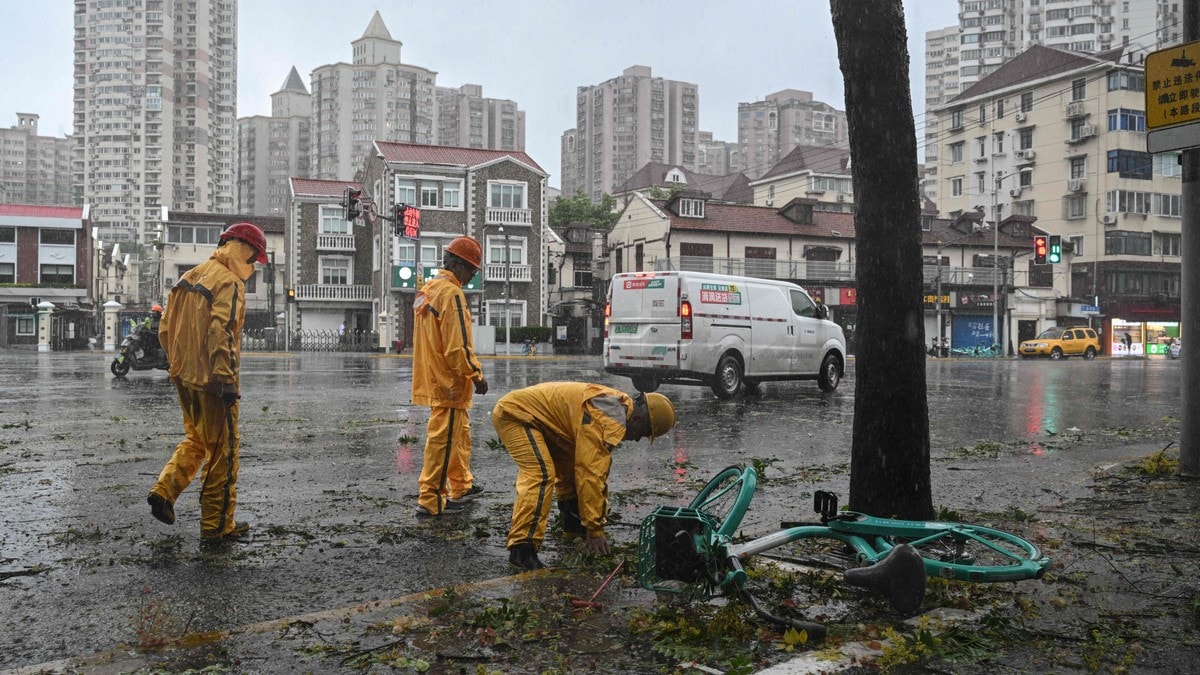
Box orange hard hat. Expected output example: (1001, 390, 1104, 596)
(445, 236, 482, 271)
(151, 304, 163, 313)
(220, 222, 269, 263)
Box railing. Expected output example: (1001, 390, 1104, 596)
(654, 256, 855, 281)
(485, 207, 532, 226)
(922, 265, 1003, 287)
(294, 284, 373, 302)
(316, 233, 356, 251)
(484, 263, 532, 282)
(241, 327, 378, 353)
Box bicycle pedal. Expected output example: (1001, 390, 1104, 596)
(813, 491, 839, 522)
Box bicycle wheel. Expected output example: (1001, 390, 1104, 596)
(881, 522, 1048, 582)
(688, 466, 757, 538)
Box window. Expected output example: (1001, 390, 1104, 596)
(396, 179, 416, 205)
(573, 269, 592, 288)
(996, 99, 1005, 118)
(40, 264, 74, 284)
(421, 185, 439, 207)
(790, 290, 818, 318)
(489, 182, 526, 209)
(1154, 152, 1181, 177)
(976, 172, 987, 193)
(951, 177, 963, 197)
(1107, 150, 1152, 179)
(1069, 235, 1084, 257)
(1018, 128, 1033, 150)
(0, 227, 14, 243)
(320, 257, 350, 285)
(1154, 193, 1181, 217)
(15, 315, 34, 336)
(1071, 78, 1087, 101)
(677, 198, 705, 217)
(40, 229, 75, 245)
(978, 104, 987, 124)
(951, 109, 964, 129)
(976, 136, 987, 158)
(1020, 91, 1034, 113)
(320, 204, 349, 234)
(397, 241, 416, 265)
(993, 132, 1005, 154)
(1160, 232, 1181, 256)
(1069, 157, 1087, 179)
(1106, 190, 1153, 214)
(1107, 108, 1145, 132)
(168, 225, 222, 245)
(487, 237, 524, 266)
(1107, 69, 1145, 92)
(0, 262, 14, 283)
(1105, 231, 1151, 255)
(443, 181, 461, 208)
(949, 141, 964, 163)
(1019, 170, 1033, 188)
(1064, 194, 1087, 219)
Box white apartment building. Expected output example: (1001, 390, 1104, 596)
(924, 0, 1182, 200)
(237, 67, 311, 216)
(436, 84, 526, 152)
(933, 45, 1182, 353)
(561, 66, 699, 201)
(736, 90, 849, 180)
(73, 0, 237, 245)
(0, 114, 73, 206)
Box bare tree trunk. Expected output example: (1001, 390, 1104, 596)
(831, 0, 933, 520)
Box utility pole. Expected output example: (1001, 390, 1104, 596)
(1182, 3, 1200, 476)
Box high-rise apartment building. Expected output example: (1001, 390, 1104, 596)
(0, 114, 74, 206)
(73, 0, 237, 244)
(736, 90, 849, 180)
(237, 67, 311, 216)
(923, 0, 1182, 201)
(561, 66, 698, 201)
(309, 12, 437, 181)
(437, 84, 526, 151)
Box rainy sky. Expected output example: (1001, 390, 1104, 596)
(0, 0, 960, 186)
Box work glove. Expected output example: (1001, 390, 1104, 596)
(220, 383, 240, 407)
(584, 535, 610, 556)
(474, 377, 489, 395)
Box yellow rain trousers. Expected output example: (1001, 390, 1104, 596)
(491, 382, 632, 550)
(411, 269, 484, 514)
(151, 242, 253, 538)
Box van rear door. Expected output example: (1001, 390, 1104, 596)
(606, 274, 681, 369)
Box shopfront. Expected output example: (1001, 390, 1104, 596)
(1110, 319, 1180, 357)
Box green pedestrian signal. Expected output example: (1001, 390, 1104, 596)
(1048, 235, 1062, 264)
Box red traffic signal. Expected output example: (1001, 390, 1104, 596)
(1034, 235, 1048, 264)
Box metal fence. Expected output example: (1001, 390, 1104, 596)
(241, 328, 379, 353)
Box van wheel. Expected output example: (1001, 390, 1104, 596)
(711, 354, 744, 399)
(631, 374, 660, 393)
(818, 354, 841, 392)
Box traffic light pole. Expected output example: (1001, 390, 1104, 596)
(1180, 1, 1200, 477)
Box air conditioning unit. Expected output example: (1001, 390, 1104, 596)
(1014, 112, 1027, 122)
(1078, 124, 1097, 139)
(1066, 101, 1086, 117)
(1016, 149, 1036, 160)
(1068, 178, 1085, 192)
(837, 193, 847, 202)
(1101, 213, 1117, 225)
(1009, 187, 1023, 198)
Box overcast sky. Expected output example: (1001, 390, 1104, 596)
(0, 0, 959, 188)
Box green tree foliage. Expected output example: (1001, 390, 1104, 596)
(549, 191, 620, 230)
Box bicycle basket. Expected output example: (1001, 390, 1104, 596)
(637, 506, 717, 597)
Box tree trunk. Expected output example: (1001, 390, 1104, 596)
(830, 0, 933, 520)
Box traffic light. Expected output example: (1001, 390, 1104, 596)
(1048, 235, 1062, 264)
(344, 187, 362, 221)
(1034, 235, 1048, 264)
(286, 287, 296, 303)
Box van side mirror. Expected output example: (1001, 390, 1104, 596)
(817, 304, 829, 320)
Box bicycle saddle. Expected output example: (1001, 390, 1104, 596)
(843, 543, 927, 615)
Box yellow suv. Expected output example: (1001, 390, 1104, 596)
(1019, 326, 1100, 360)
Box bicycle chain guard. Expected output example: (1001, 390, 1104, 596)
(814, 490, 839, 522)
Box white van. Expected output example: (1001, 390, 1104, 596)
(603, 271, 847, 398)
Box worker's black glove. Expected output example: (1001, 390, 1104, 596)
(220, 383, 240, 408)
(558, 498, 585, 540)
(474, 377, 489, 395)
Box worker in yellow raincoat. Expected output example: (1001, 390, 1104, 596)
(492, 382, 676, 570)
(412, 236, 488, 518)
(147, 222, 268, 546)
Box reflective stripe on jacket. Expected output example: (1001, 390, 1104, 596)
(495, 382, 632, 538)
(411, 269, 483, 409)
(159, 244, 249, 391)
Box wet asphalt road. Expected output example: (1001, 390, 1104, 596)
(0, 350, 1182, 670)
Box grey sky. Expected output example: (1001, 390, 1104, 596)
(0, 0, 959, 188)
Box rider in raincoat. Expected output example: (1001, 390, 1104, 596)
(147, 222, 268, 545)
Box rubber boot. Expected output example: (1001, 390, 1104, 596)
(508, 543, 546, 571)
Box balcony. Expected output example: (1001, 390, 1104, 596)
(922, 265, 1004, 287)
(484, 263, 532, 283)
(485, 207, 532, 226)
(295, 284, 372, 302)
(316, 233, 356, 251)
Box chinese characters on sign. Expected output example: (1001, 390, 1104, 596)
(699, 283, 742, 305)
(1145, 42, 1200, 130)
(402, 206, 421, 240)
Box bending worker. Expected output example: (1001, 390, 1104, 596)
(412, 236, 488, 518)
(147, 222, 268, 546)
(493, 382, 676, 571)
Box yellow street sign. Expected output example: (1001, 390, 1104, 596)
(1145, 40, 1200, 130)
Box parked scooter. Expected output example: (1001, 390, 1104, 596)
(111, 324, 168, 377)
(926, 337, 949, 358)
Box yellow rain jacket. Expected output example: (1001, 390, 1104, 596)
(494, 382, 633, 539)
(411, 269, 484, 409)
(159, 243, 254, 391)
